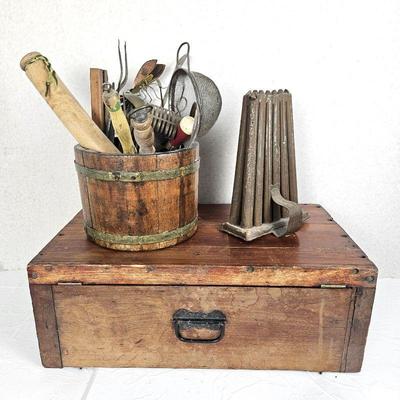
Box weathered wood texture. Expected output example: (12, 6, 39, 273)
(74, 143, 199, 251)
(343, 287, 376, 371)
(89, 68, 106, 132)
(28, 205, 377, 287)
(53, 285, 353, 370)
(29, 285, 62, 367)
(28, 205, 377, 371)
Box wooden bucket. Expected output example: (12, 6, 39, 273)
(74, 143, 199, 251)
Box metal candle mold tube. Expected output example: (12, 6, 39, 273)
(221, 90, 308, 240)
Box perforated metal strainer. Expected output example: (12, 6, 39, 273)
(168, 42, 222, 147)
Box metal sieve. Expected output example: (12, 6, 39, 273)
(168, 42, 222, 147)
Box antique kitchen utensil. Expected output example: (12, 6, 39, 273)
(168, 42, 222, 146)
(126, 102, 181, 151)
(151, 104, 180, 140)
(132, 59, 157, 89)
(132, 59, 165, 91)
(131, 58, 166, 105)
(126, 102, 181, 141)
(166, 116, 194, 150)
(124, 92, 146, 109)
(20, 51, 120, 154)
(104, 40, 129, 143)
(130, 105, 156, 154)
(102, 84, 137, 154)
(221, 90, 308, 240)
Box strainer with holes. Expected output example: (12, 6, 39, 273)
(168, 42, 222, 147)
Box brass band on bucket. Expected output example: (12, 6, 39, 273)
(75, 159, 199, 182)
(85, 218, 198, 245)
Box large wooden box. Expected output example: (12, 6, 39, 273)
(27, 204, 377, 371)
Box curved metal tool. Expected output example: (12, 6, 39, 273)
(270, 184, 304, 237)
(116, 39, 128, 93)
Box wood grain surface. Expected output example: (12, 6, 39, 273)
(74, 144, 199, 251)
(89, 68, 106, 132)
(343, 287, 376, 371)
(28, 205, 378, 287)
(29, 285, 62, 367)
(53, 285, 353, 370)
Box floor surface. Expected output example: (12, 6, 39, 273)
(0, 271, 399, 400)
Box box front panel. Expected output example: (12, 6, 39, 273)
(53, 285, 353, 371)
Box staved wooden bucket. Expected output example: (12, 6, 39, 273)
(74, 143, 199, 251)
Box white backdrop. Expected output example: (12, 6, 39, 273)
(1, 0, 399, 276)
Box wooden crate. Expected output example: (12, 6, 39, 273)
(27, 204, 377, 371)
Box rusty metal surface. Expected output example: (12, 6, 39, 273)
(224, 90, 306, 240)
(85, 218, 198, 245)
(75, 159, 199, 182)
(241, 92, 258, 229)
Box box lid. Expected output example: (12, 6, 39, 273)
(28, 204, 377, 288)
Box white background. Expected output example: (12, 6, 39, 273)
(1, 0, 400, 276)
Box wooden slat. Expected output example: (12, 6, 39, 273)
(28, 204, 377, 287)
(53, 285, 352, 371)
(29, 285, 62, 368)
(343, 287, 376, 371)
(29, 216, 360, 249)
(28, 263, 376, 287)
(179, 147, 199, 226)
(74, 148, 93, 228)
(27, 205, 367, 255)
(90, 68, 106, 132)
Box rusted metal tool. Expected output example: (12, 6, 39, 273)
(221, 90, 308, 240)
(116, 39, 128, 94)
(130, 58, 166, 105)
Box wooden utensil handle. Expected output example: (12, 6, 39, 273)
(131, 117, 155, 154)
(102, 88, 137, 154)
(20, 51, 120, 154)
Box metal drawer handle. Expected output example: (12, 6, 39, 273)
(172, 309, 226, 343)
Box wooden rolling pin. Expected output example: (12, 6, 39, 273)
(20, 51, 120, 154)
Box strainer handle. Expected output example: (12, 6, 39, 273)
(176, 42, 191, 72)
